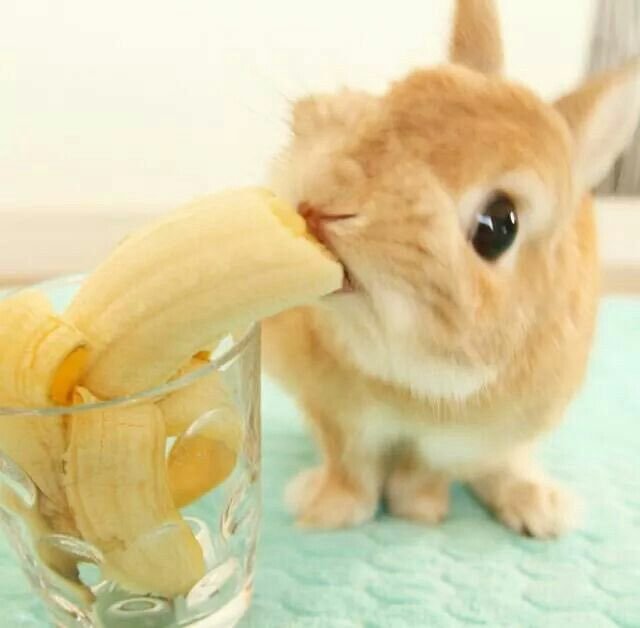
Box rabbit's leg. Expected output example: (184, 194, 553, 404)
(285, 400, 382, 529)
(469, 448, 579, 538)
(385, 454, 450, 524)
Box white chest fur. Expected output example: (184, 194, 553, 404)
(357, 400, 517, 478)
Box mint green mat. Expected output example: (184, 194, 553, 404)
(1, 296, 639, 627)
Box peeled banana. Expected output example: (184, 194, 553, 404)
(160, 358, 244, 508)
(168, 410, 243, 509)
(158, 357, 230, 437)
(66, 187, 343, 398)
(64, 388, 205, 597)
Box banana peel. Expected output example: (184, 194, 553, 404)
(0, 290, 87, 407)
(64, 388, 205, 597)
(0, 291, 86, 534)
(0, 291, 88, 590)
(0, 485, 92, 604)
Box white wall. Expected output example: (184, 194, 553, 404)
(0, 0, 596, 212)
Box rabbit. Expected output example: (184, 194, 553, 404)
(262, 0, 640, 537)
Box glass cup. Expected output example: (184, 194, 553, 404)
(0, 275, 261, 627)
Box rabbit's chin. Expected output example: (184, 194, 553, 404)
(318, 290, 496, 401)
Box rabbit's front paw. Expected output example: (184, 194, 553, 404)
(285, 466, 377, 529)
(498, 480, 578, 538)
(474, 474, 579, 538)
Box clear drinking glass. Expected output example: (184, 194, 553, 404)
(0, 275, 261, 627)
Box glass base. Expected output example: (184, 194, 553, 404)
(45, 579, 252, 627)
(182, 583, 252, 628)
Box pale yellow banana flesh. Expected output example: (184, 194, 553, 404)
(160, 358, 244, 508)
(168, 432, 238, 509)
(168, 420, 243, 510)
(104, 520, 204, 597)
(66, 187, 343, 398)
(158, 357, 228, 437)
(64, 388, 205, 597)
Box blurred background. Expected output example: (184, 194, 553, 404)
(1, 0, 638, 290)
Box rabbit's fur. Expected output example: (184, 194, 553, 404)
(264, 0, 640, 537)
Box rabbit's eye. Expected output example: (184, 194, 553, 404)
(471, 193, 518, 261)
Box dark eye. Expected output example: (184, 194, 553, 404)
(471, 193, 518, 261)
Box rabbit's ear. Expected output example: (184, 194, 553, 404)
(449, 0, 503, 75)
(555, 60, 640, 190)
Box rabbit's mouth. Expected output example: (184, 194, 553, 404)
(298, 202, 358, 294)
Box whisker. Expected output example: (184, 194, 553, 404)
(237, 103, 290, 129)
(423, 279, 456, 307)
(226, 48, 299, 109)
(369, 214, 433, 230)
(410, 241, 436, 260)
(424, 298, 459, 333)
(361, 236, 436, 262)
(359, 236, 459, 310)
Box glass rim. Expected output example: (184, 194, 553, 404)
(0, 274, 259, 417)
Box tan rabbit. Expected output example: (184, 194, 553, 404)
(263, 0, 640, 537)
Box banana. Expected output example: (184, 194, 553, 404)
(168, 411, 243, 509)
(0, 290, 89, 592)
(0, 187, 340, 599)
(0, 290, 88, 407)
(64, 388, 205, 597)
(66, 187, 343, 398)
(0, 290, 87, 535)
(0, 413, 75, 538)
(158, 357, 229, 438)
(159, 358, 244, 508)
